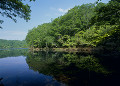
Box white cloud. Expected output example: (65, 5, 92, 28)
(58, 8, 71, 13)
(47, 7, 71, 20)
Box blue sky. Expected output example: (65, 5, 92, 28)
(0, 0, 110, 40)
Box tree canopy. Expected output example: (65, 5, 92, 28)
(91, 0, 120, 26)
(0, 0, 35, 28)
(25, 0, 120, 51)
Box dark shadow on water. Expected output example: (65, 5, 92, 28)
(0, 78, 4, 86)
(26, 51, 120, 86)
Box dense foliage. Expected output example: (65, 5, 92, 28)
(26, 0, 120, 51)
(0, 39, 28, 49)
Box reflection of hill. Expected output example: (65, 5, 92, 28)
(26, 51, 110, 86)
(0, 49, 28, 58)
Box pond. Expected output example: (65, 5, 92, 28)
(0, 49, 120, 86)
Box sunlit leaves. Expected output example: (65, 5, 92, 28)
(26, 0, 120, 49)
(25, 23, 55, 48)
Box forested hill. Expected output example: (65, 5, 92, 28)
(26, 1, 120, 51)
(0, 39, 28, 49)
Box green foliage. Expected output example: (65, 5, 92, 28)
(98, 25, 120, 49)
(51, 3, 95, 36)
(26, 0, 120, 50)
(0, 0, 35, 28)
(26, 3, 96, 48)
(91, 0, 120, 26)
(74, 25, 119, 47)
(0, 39, 28, 49)
(26, 23, 55, 48)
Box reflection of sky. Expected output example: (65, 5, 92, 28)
(0, 56, 65, 86)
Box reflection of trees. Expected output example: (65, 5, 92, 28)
(62, 54, 109, 74)
(0, 49, 28, 58)
(0, 78, 4, 86)
(26, 51, 109, 86)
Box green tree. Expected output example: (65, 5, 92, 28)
(26, 23, 55, 48)
(25, 0, 120, 50)
(90, 0, 120, 26)
(0, 0, 35, 28)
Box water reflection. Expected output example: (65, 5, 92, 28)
(0, 49, 28, 58)
(0, 50, 66, 86)
(0, 49, 120, 86)
(0, 78, 4, 86)
(26, 51, 112, 86)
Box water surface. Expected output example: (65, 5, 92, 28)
(0, 49, 120, 86)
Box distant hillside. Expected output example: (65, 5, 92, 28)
(0, 39, 28, 49)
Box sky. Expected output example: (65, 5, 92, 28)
(0, 0, 110, 40)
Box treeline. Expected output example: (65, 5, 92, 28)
(0, 39, 28, 49)
(26, 0, 120, 51)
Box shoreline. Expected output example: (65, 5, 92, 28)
(29, 47, 104, 53)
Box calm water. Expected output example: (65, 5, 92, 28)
(0, 49, 120, 86)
